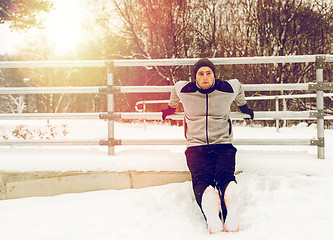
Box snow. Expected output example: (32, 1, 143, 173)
(1, 120, 333, 239)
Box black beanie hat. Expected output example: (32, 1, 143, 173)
(193, 58, 216, 80)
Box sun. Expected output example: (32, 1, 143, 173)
(45, 17, 81, 53)
(0, 0, 91, 55)
(43, 0, 88, 54)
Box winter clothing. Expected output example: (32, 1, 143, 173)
(161, 106, 176, 120)
(168, 78, 247, 147)
(193, 58, 216, 80)
(239, 104, 254, 119)
(161, 58, 253, 233)
(185, 143, 237, 222)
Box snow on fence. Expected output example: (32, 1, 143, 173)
(0, 55, 332, 159)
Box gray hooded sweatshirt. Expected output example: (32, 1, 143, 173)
(168, 79, 247, 147)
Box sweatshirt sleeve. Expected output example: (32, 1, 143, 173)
(168, 82, 182, 108)
(229, 79, 247, 106)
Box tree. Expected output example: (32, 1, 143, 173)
(0, 0, 53, 29)
(244, 0, 333, 119)
(112, 0, 192, 84)
(249, 0, 332, 57)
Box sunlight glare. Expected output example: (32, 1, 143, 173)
(44, 0, 88, 54)
(46, 18, 81, 53)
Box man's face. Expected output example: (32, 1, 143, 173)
(196, 66, 215, 89)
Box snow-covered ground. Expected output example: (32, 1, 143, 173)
(0, 120, 333, 239)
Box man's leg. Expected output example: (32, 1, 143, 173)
(214, 144, 240, 232)
(185, 146, 216, 207)
(185, 146, 223, 234)
(201, 186, 223, 234)
(223, 181, 240, 232)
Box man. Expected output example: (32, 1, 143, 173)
(161, 58, 254, 234)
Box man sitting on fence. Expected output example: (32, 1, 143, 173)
(161, 58, 254, 234)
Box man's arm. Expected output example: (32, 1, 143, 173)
(234, 81, 247, 107)
(232, 79, 254, 120)
(161, 83, 181, 120)
(168, 84, 181, 109)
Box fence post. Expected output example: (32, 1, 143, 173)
(275, 96, 280, 132)
(143, 101, 147, 131)
(315, 56, 325, 159)
(106, 60, 115, 155)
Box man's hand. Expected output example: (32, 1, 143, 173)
(239, 104, 254, 120)
(161, 106, 176, 120)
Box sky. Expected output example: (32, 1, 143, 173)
(0, 23, 26, 54)
(0, 0, 90, 55)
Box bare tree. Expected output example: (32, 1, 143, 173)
(7, 95, 26, 113)
(112, 0, 192, 84)
(245, 0, 332, 115)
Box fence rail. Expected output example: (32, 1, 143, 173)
(1, 55, 332, 159)
(135, 93, 333, 111)
(0, 87, 101, 94)
(0, 138, 316, 147)
(0, 111, 321, 121)
(1, 82, 332, 95)
(0, 55, 332, 69)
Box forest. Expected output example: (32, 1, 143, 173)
(0, 0, 332, 123)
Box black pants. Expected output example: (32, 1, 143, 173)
(185, 144, 237, 221)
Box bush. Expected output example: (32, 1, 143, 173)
(3, 124, 69, 140)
